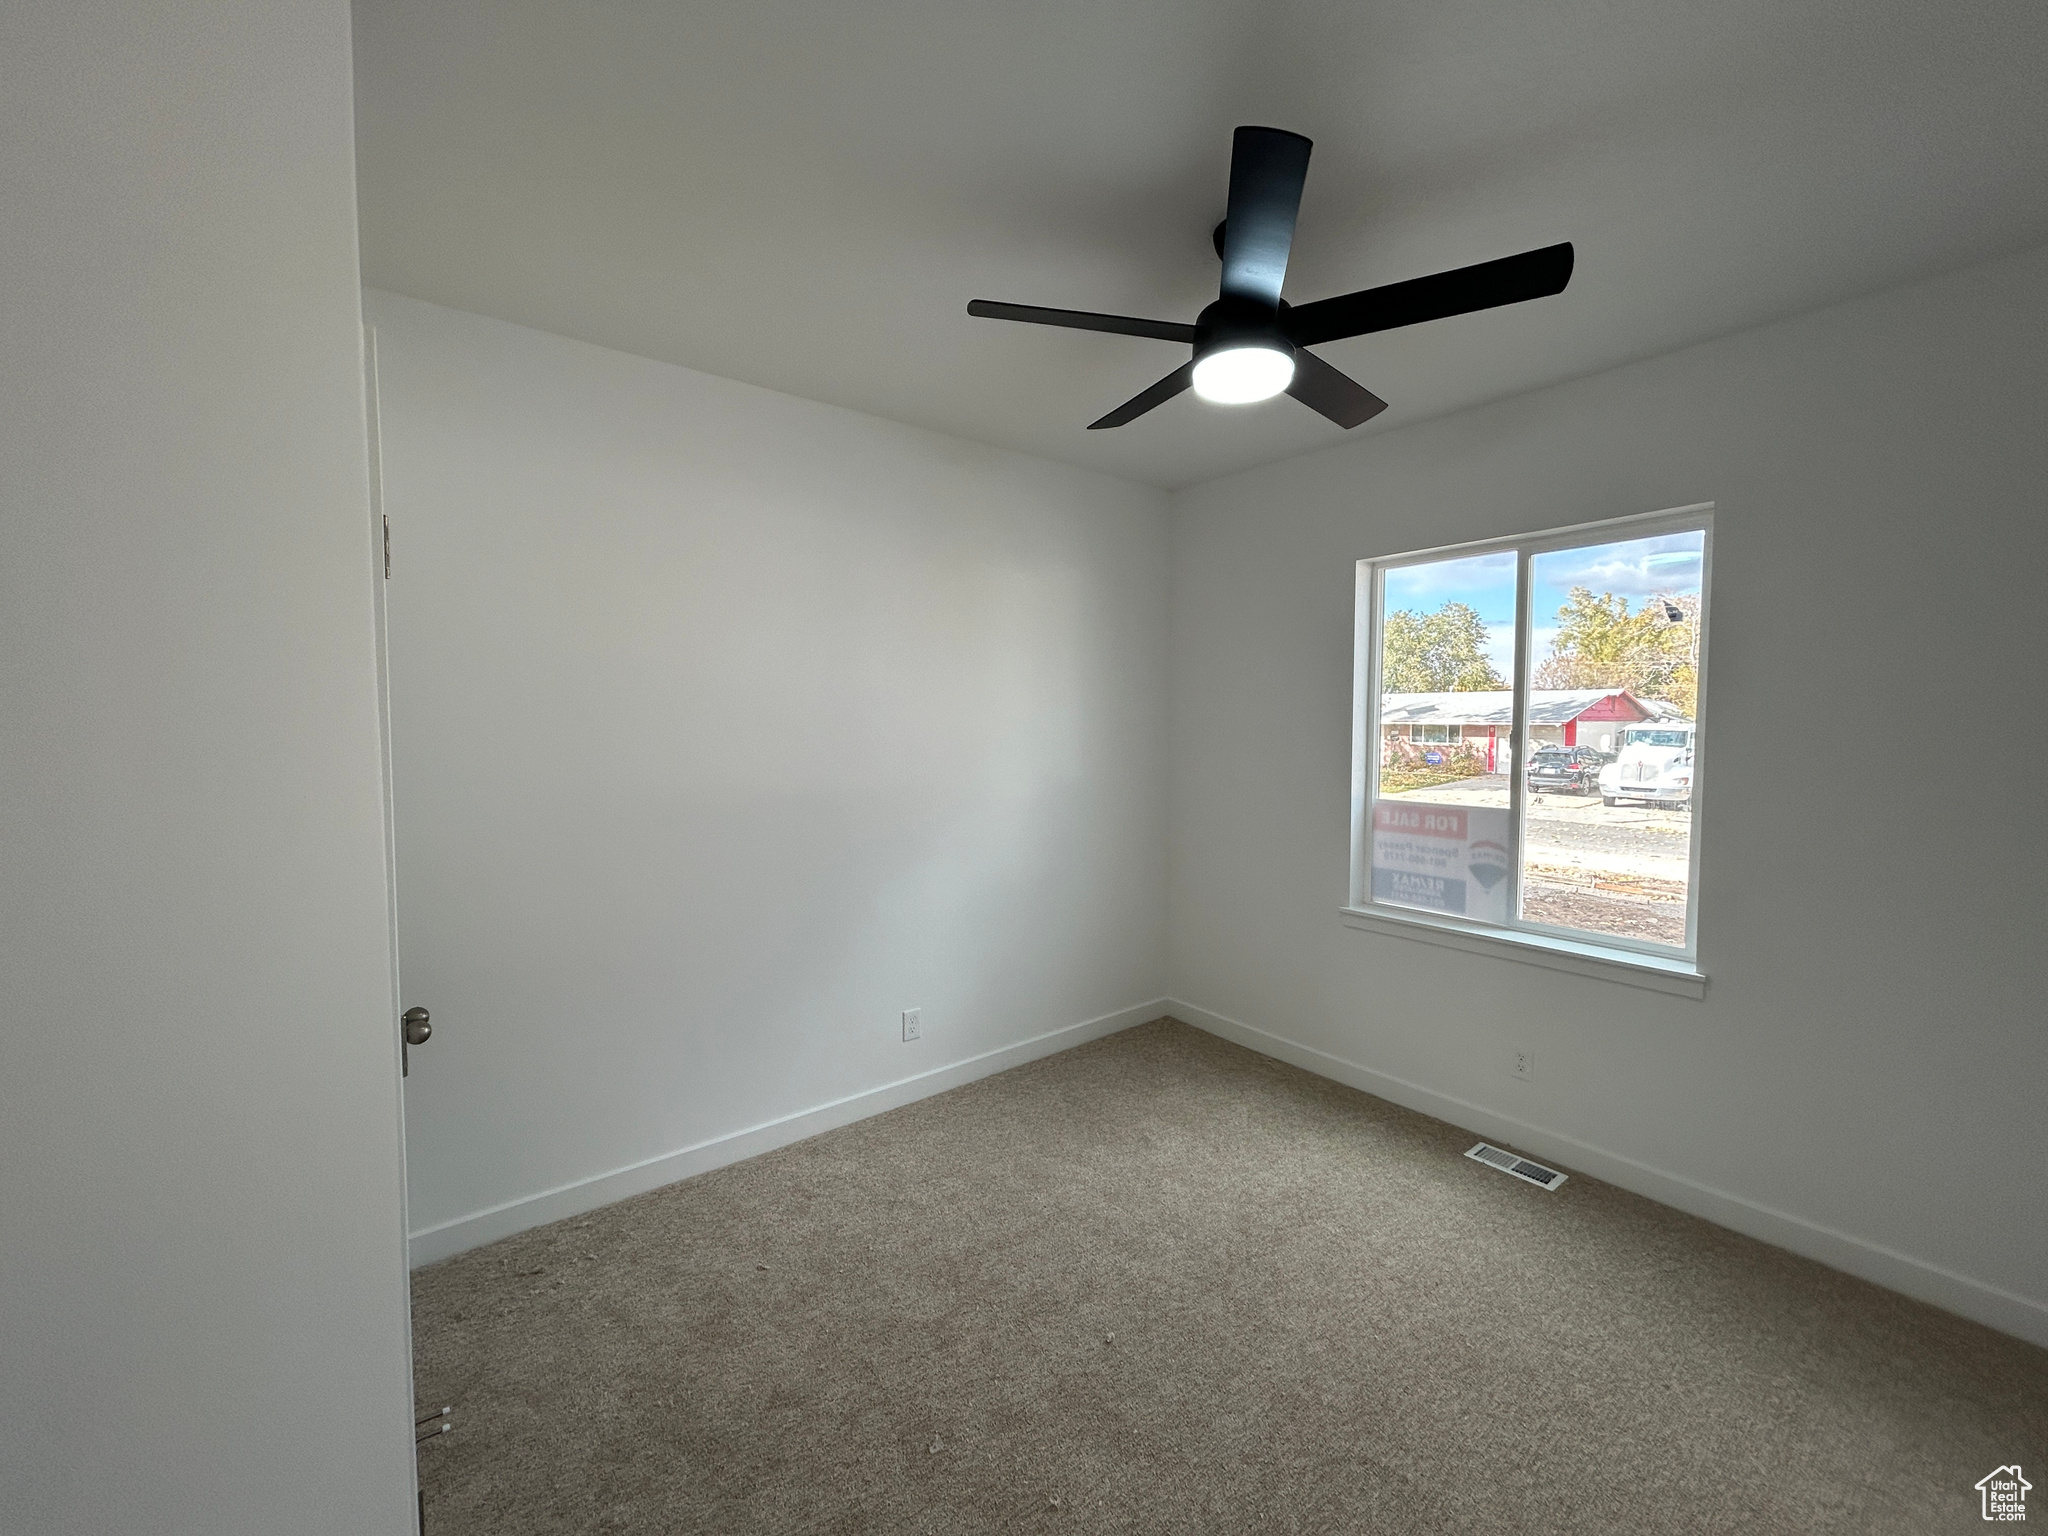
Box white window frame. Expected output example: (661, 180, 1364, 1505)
(1345, 504, 1713, 997)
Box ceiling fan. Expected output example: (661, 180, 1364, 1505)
(968, 126, 1574, 431)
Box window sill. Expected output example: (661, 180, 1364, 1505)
(1339, 905, 1707, 998)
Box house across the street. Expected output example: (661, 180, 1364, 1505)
(1381, 688, 1687, 767)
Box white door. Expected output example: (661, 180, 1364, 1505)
(366, 324, 432, 1532)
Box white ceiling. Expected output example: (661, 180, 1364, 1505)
(355, 0, 2048, 490)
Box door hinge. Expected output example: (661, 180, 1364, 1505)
(383, 515, 391, 579)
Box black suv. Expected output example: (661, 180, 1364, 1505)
(1526, 746, 1609, 796)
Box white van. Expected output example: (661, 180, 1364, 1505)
(1597, 723, 1695, 808)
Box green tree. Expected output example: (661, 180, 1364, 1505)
(1533, 587, 1697, 716)
(1381, 601, 1505, 692)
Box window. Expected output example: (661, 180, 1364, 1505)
(1350, 507, 1710, 976)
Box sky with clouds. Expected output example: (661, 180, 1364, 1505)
(1383, 531, 1705, 680)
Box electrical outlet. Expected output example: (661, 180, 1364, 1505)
(1510, 1048, 1533, 1082)
(901, 1008, 922, 1042)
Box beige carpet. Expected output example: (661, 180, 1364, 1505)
(411, 1020, 2045, 1534)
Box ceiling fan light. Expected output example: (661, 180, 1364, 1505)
(1192, 344, 1294, 405)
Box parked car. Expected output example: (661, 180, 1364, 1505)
(1597, 724, 1696, 808)
(1525, 746, 1609, 795)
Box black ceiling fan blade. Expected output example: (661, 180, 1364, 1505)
(968, 299, 1195, 345)
(1087, 361, 1197, 430)
(1286, 348, 1388, 429)
(1219, 126, 1313, 308)
(1283, 242, 1575, 347)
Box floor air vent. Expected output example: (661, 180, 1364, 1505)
(1465, 1142, 1568, 1191)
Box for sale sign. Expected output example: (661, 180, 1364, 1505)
(1370, 802, 1511, 924)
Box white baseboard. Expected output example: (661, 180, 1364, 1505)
(1170, 998, 2048, 1351)
(407, 997, 1168, 1268)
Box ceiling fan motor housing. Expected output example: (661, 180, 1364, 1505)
(1193, 295, 1293, 363)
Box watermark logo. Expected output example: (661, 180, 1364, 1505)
(1977, 1465, 2029, 1522)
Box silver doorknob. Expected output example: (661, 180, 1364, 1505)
(402, 1006, 432, 1046)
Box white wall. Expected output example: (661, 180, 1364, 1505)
(0, 4, 415, 1533)
(365, 294, 1169, 1261)
(1167, 244, 2048, 1346)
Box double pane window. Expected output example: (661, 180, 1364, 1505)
(1354, 509, 1710, 958)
